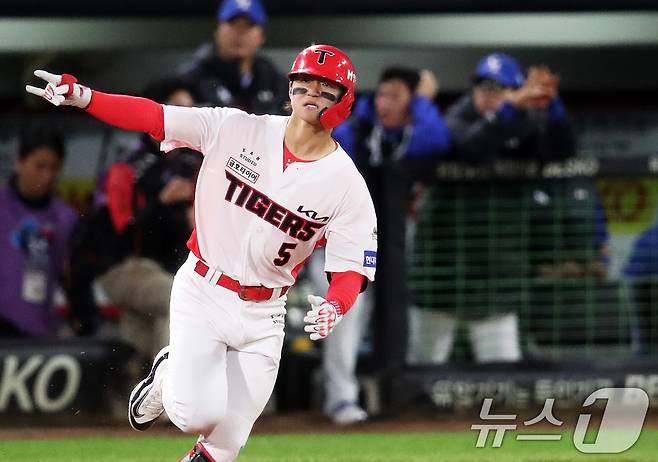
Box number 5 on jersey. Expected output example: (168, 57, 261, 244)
(274, 243, 297, 266)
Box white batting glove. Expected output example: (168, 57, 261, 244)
(304, 295, 343, 341)
(25, 70, 92, 108)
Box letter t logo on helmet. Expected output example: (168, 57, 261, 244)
(313, 49, 335, 64)
(289, 44, 356, 129)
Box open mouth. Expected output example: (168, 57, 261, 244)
(304, 103, 319, 109)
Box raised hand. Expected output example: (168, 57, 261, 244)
(505, 66, 560, 111)
(25, 70, 92, 108)
(416, 69, 440, 100)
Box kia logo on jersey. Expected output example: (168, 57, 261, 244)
(297, 206, 329, 222)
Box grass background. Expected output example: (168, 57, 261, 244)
(0, 429, 656, 462)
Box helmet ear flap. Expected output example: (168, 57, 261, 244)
(319, 89, 354, 129)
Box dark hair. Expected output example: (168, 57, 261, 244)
(379, 67, 421, 94)
(18, 123, 65, 161)
(142, 77, 198, 105)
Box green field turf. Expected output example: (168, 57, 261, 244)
(1, 429, 656, 461)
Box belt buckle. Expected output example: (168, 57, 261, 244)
(239, 286, 264, 301)
(239, 285, 271, 302)
(238, 286, 252, 301)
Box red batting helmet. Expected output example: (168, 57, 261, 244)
(288, 44, 356, 129)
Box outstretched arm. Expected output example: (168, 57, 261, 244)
(26, 70, 165, 141)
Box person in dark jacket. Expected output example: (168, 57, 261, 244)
(68, 78, 201, 371)
(446, 52, 576, 163)
(176, 0, 288, 115)
(319, 66, 450, 417)
(412, 53, 588, 364)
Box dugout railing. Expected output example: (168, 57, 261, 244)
(382, 156, 658, 413)
(408, 156, 657, 361)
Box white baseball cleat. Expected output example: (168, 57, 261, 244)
(128, 346, 169, 431)
(329, 402, 368, 425)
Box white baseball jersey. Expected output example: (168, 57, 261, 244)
(161, 105, 377, 287)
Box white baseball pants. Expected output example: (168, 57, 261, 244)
(162, 253, 286, 461)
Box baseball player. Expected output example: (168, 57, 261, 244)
(26, 44, 377, 462)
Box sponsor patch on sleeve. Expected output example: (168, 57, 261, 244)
(363, 250, 377, 268)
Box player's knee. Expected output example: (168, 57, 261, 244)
(165, 396, 227, 434)
(176, 407, 227, 434)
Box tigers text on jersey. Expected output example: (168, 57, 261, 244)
(161, 105, 377, 288)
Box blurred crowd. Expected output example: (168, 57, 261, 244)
(2, 0, 653, 427)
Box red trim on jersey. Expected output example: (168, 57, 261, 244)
(326, 271, 365, 316)
(186, 227, 202, 260)
(290, 257, 308, 281)
(290, 236, 328, 280)
(283, 142, 340, 171)
(283, 144, 315, 172)
(85, 91, 165, 141)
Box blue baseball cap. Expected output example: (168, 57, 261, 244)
(217, 0, 267, 26)
(474, 53, 525, 89)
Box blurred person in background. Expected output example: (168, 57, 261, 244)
(0, 124, 77, 338)
(411, 52, 592, 364)
(177, 0, 288, 114)
(623, 218, 658, 355)
(446, 52, 576, 163)
(452, 54, 606, 282)
(68, 77, 201, 374)
(307, 250, 372, 425)
(329, 66, 450, 413)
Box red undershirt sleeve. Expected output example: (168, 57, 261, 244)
(326, 271, 366, 315)
(85, 91, 165, 141)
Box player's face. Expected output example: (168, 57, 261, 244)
(15, 147, 62, 200)
(216, 16, 265, 61)
(289, 75, 342, 125)
(375, 79, 412, 129)
(473, 79, 508, 116)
